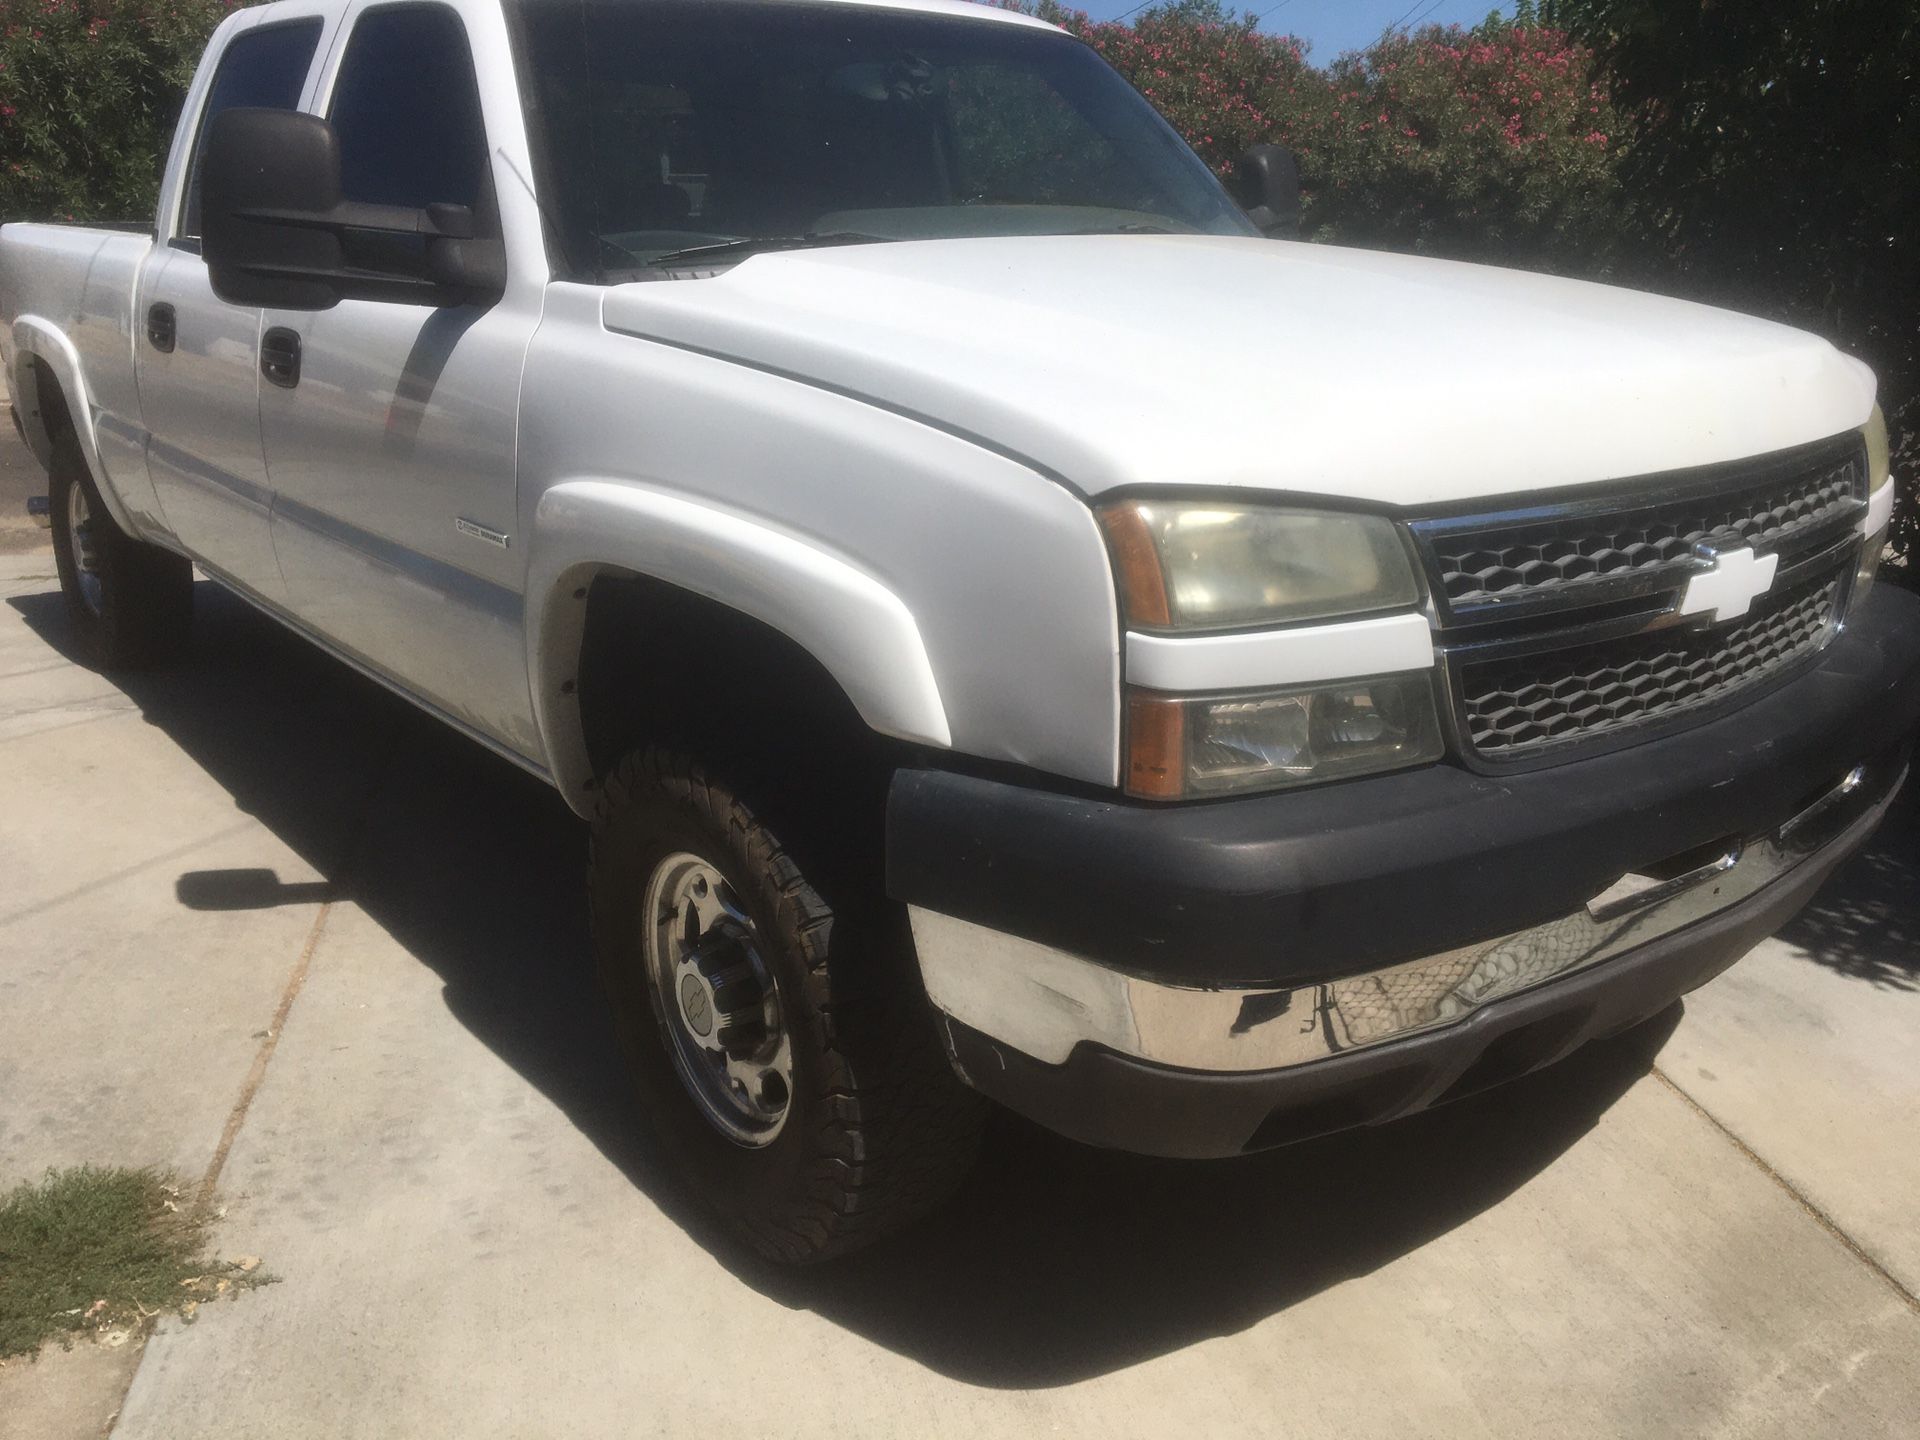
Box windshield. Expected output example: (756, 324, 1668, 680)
(509, 0, 1257, 279)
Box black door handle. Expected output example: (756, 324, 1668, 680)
(146, 303, 176, 353)
(261, 327, 302, 389)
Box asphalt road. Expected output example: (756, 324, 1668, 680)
(0, 422, 1916, 1437)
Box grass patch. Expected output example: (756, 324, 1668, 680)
(0, 1167, 269, 1360)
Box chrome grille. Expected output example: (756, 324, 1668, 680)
(1411, 436, 1868, 764)
(1416, 439, 1867, 622)
(1458, 571, 1843, 754)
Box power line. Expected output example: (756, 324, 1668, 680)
(1381, 0, 1432, 36)
(1388, 0, 1449, 36)
(1113, 0, 1288, 26)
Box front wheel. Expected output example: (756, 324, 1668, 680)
(590, 748, 983, 1263)
(47, 431, 192, 669)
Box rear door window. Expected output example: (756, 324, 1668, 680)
(180, 21, 324, 244)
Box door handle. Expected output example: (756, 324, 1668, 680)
(146, 303, 176, 353)
(261, 327, 302, 389)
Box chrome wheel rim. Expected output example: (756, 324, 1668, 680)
(641, 853, 792, 1147)
(67, 482, 104, 615)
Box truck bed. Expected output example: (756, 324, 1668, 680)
(0, 221, 154, 532)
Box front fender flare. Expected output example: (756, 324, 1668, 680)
(526, 478, 951, 808)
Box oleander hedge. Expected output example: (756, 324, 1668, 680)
(0, 0, 233, 222)
(1031, 1, 1625, 269)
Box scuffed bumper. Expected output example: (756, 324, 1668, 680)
(915, 764, 1899, 1157)
(889, 585, 1920, 1158)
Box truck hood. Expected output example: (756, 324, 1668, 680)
(600, 234, 1875, 508)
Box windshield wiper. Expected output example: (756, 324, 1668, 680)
(644, 232, 890, 268)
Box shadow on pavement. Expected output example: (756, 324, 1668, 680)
(176, 867, 338, 910)
(1776, 778, 1920, 990)
(748, 1015, 1677, 1386)
(10, 579, 1735, 1385)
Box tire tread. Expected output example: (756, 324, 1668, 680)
(589, 746, 981, 1263)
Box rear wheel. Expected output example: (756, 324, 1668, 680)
(590, 747, 983, 1263)
(47, 431, 192, 668)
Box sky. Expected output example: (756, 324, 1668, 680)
(1068, 0, 1508, 63)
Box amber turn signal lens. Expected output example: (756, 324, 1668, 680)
(1099, 504, 1173, 629)
(1125, 691, 1186, 799)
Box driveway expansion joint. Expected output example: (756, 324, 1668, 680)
(194, 900, 335, 1215)
(1652, 1063, 1920, 1316)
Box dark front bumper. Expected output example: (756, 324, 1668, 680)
(890, 585, 1920, 988)
(937, 784, 1888, 1157)
(887, 585, 1920, 1159)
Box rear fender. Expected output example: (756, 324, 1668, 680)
(10, 315, 139, 535)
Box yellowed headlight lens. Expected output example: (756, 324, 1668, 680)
(1099, 501, 1420, 633)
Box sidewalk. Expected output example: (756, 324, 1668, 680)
(1, 530, 1916, 1437)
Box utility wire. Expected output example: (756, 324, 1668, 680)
(1115, 0, 1286, 25)
(1381, 0, 1433, 36)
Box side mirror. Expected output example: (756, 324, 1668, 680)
(201, 108, 505, 311)
(1234, 143, 1302, 238)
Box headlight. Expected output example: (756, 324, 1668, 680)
(1103, 499, 1437, 799)
(1126, 674, 1443, 799)
(1100, 500, 1421, 631)
(1857, 405, 1892, 606)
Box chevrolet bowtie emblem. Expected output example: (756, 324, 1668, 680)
(1679, 537, 1778, 624)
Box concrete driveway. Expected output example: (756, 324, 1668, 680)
(1, 463, 1918, 1436)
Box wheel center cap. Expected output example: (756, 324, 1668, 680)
(679, 973, 714, 1036)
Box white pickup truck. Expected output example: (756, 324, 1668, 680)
(4, 0, 1916, 1262)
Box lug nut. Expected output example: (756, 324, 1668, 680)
(717, 1018, 768, 1058)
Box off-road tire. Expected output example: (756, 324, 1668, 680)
(47, 431, 192, 668)
(590, 747, 984, 1263)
